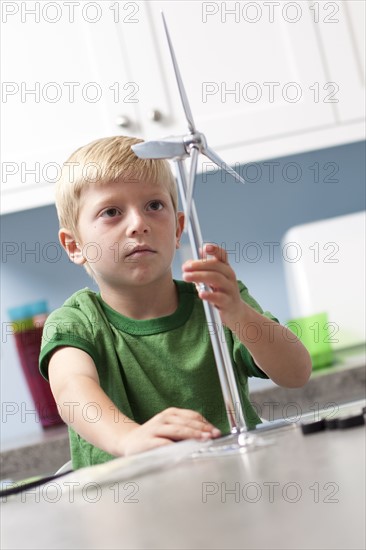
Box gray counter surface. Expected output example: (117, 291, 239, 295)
(1, 399, 365, 550)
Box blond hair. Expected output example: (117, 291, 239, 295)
(55, 135, 178, 238)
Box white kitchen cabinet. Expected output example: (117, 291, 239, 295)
(314, 0, 365, 123)
(1, 0, 365, 215)
(127, 1, 334, 146)
(1, 3, 141, 214)
(127, 0, 365, 167)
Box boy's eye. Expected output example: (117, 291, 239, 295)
(147, 200, 163, 211)
(100, 208, 121, 218)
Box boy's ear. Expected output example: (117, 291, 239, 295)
(175, 212, 185, 249)
(59, 228, 86, 265)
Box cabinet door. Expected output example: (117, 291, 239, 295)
(314, 0, 365, 123)
(1, 4, 138, 214)
(123, 0, 336, 164)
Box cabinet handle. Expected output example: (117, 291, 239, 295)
(116, 115, 131, 128)
(149, 109, 163, 122)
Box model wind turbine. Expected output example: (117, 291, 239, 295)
(132, 13, 248, 435)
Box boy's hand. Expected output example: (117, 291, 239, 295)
(122, 407, 221, 457)
(182, 243, 245, 331)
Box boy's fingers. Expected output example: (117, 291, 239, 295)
(183, 270, 227, 287)
(160, 407, 213, 424)
(156, 424, 220, 441)
(158, 411, 217, 432)
(182, 260, 233, 280)
(162, 415, 217, 433)
(201, 243, 228, 264)
(155, 408, 221, 437)
(182, 244, 229, 270)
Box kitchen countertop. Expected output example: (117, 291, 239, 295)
(252, 344, 366, 421)
(1, 345, 365, 482)
(1, 399, 365, 550)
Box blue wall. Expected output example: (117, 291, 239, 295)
(1, 140, 365, 448)
(191, 140, 365, 324)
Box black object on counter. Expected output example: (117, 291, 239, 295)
(302, 410, 366, 435)
(337, 414, 365, 429)
(301, 419, 326, 435)
(325, 418, 339, 430)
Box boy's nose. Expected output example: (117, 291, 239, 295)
(126, 211, 150, 236)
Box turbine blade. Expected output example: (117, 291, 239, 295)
(132, 138, 187, 159)
(203, 146, 246, 185)
(161, 12, 196, 134)
(184, 146, 199, 232)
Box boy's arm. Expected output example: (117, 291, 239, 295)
(49, 346, 220, 457)
(182, 243, 312, 388)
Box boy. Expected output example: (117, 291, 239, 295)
(39, 136, 311, 470)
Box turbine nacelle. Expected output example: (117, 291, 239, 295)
(132, 131, 207, 161)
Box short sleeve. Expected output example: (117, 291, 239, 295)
(39, 304, 99, 381)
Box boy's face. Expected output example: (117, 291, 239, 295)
(62, 177, 184, 291)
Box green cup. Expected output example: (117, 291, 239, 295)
(286, 312, 334, 370)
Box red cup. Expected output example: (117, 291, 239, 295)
(13, 327, 64, 428)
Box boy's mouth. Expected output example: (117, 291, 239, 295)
(124, 244, 157, 259)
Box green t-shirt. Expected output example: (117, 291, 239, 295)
(39, 280, 277, 470)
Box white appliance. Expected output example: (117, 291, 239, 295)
(282, 211, 366, 350)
